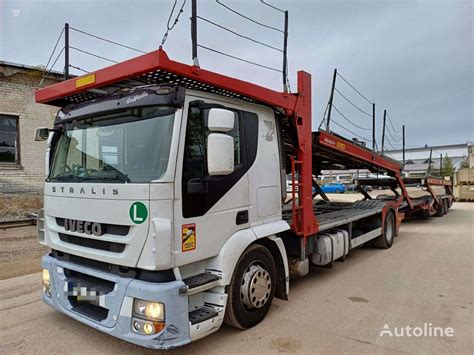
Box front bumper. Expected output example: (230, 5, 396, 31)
(41, 254, 190, 349)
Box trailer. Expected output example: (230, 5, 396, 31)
(34, 48, 453, 349)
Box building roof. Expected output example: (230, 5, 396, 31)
(0, 60, 66, 80)
(403, 156, 465, 172)
(387, 142, 469, 154)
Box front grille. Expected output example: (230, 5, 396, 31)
(69, 254, 113, 272)
(56, 218, 130, 236)
(58, 233, 125, 253)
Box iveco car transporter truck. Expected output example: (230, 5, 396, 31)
(34, 47, 453, 349)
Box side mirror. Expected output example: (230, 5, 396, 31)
(35, 127, 49, 141)
(208, 108, 235, 132)
(207, 133, 234, 175)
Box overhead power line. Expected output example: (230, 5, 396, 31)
(334, 88, 372, 117)
(39, 27, 65, 86)
(216, 0, 284, 33)
(386, 127, 401, 142)
(70, 26, 146, 53)
(161, 0, 187, 46)
(336, 71, 373, 104)
(197, 16, 283, 52)
(331, 119, 372, 142)
(70, 46, 119, 64)
(332, 105, 371, 131)
(197, 44, 282, 72)
(39, 46, 65, 87)
(260, 0, 286, 13)
(386, 111, 401, 133)
(69, 64, 90, 74)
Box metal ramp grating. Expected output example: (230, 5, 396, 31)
(58, 69, 258, 107)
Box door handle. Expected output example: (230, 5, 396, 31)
(236, 210, 249, 225)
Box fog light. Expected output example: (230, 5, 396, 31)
(143, 322, 154, 335)
(132, 317, 165, 335)
(42, 269, 51, 297)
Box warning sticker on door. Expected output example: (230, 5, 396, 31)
(182, 224, 196, 252)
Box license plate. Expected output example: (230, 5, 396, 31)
(64, 281, 103, 305)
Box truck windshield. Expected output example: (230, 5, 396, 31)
(49, 106, 175, 183)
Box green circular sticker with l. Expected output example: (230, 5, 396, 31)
(129, 202, 148, 224)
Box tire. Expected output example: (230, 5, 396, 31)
(224, 244, 276, 329)
(434, 201, 444, 217)
(373, 211, 395, 249)
(335, 188, 341, 193)
(443, 199, 448, 215)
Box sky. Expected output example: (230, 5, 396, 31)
(1, 0, 472, 149)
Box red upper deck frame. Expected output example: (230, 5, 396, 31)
(35, 49, 414, 235)
(35, 48, 299, 112)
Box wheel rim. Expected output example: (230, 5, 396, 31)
(385, 214, 394, 243)
(240, 263, 271, 310)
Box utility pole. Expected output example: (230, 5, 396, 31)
(381, 109, 387, 154)
(439, 154, 443, 177)
(402, 125, 406, 167)
(282, 10, 289, 93)
(64, 23, 69, 80)
(191, 0, 199, 66)
(326, 68, 337, 131)
(372, 103, 376, 151)
(428, 148, 433, 175)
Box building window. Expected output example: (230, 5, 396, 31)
(0, 115, 20, 164)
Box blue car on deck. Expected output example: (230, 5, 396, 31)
(321, 182, 346, 193)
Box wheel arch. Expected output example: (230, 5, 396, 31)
(206, 221, 290, 300)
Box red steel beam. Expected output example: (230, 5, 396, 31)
(35, 49, 298, 113)
(426, 177, 452, 187)
(318, 131, 403, 173)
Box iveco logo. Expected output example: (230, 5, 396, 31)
(126, 91, 148, 104)
(64, 219, 103, 236)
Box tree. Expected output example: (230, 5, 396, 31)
(441, 154, 455, 177)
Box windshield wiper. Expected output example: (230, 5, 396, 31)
(49, 172, 81, 181)
(84, 169, 131, 183)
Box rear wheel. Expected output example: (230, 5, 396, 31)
(443, 199, 449, 214)
(335, 188, 341, 193)
(435, 201, 444, 217)
(374, 211, 395, 249)
(224, 244, 276, 329)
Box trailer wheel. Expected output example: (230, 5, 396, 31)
(374, 211, 395, 249)
(435, 202, 444, 217)
(224, 244, 276, 329)
(443, 199, 449, 214)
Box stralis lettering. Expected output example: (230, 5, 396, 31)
(51, 186, 119, 196)
(64, 219, 103, 236)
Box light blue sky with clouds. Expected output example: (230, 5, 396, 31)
(1, 0, 472, 147)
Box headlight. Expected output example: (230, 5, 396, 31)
(42, 269, 51, 297)
(133, 299, 165, 321)
(132, 299, 165, 335)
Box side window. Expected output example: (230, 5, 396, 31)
(182, 102, 257, 218)
(183, 106, 241, 183)
(0, 115, 20, 165)
(183, 107, 206, 183)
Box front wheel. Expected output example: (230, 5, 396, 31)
(224, 244, 276, 329)
(374, 211, 395, 249)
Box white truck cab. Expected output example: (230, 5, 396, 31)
(38, 84, 290, 348)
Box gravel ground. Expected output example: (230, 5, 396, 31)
(0, 194, 42, 222)
(0, 202, 472, 354)
(0, 226, 48, 280)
